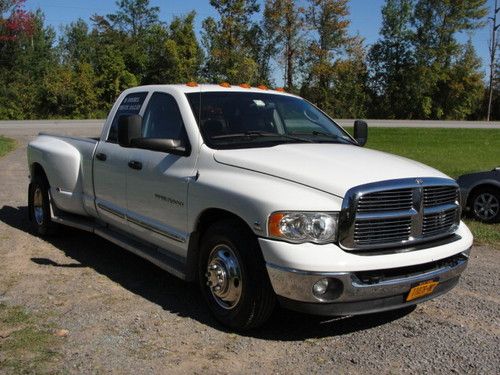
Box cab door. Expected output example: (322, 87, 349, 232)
(125, 91, 197, 257)
(93, 91, 148, 227)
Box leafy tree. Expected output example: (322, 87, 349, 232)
(301, 0, 368, 117)
(263, 0, 306, 89)
(94, 45, 138, 108)
(368, 0, 414, 118)
(0, 0, 35, 42)
(60, 19, 94, 64)
(411, 0, 488, 119)
(202, 0, 261, 83)
(143, 12, 203, 84)
(442, 40, 484, 119)
(168, 12, 203, 81)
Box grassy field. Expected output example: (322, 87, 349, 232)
(346, 127, 500, 248)
(0, 303, 60, 373)
(0, 136, 16, 158)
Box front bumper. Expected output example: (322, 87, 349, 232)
(260, 222, 473, 316)
(267, 251, 468, 316)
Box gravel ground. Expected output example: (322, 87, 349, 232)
(0, 124, 499, 374)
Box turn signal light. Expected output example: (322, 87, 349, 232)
(268, 212, 285, 238)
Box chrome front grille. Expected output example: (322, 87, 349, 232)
(423, 209, 459, 236)
(357, 188, 413, 212)
(423, 186, 458, 207)
(339, 178, 461, 251)
(354, 217, 412, 245)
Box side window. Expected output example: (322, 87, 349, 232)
(107, 92, 148, 142)
(142, 92, 187, 141)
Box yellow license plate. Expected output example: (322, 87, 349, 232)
(406, 280, 439, 302)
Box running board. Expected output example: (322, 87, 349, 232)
(94, 227, 187, 280)
(50, 210, 187, 280)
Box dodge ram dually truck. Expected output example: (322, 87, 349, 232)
(27, 84, 472, 330)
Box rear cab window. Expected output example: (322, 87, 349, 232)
(107, 92, 148, 142)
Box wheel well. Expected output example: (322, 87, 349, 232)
(467, 184, 500, 207)
(196, 208, 252, 239)
(31, 162, 49, 186)
(185, 208, 255, 282)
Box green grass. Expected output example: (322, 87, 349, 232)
(463, 220, 500, 248)
(350, 128, 500, 178)
(0, 304, 59, 374)
(0, 136, 16, 158)
(346, 127, 500, 248)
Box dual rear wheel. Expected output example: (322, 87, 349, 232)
(29, 176, 58, 235)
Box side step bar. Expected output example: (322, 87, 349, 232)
(50, 209, 187, 280)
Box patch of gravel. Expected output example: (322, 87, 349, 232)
(0, 126, 498, 374)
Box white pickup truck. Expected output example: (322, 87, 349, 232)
(27, 84, 472, 330)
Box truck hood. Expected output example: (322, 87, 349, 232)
(213, 144, 450, 197)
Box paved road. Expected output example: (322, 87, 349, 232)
(336, 119, 500, 129)
(1, 119, 500, 132)
(0, 124, 499, 374)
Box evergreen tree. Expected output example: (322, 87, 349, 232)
(106, 0, 159, 37)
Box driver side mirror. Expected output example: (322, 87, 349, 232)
(354, 120, 368, 147)
(118, 114, 142, 147)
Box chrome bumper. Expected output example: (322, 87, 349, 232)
(266, 250, 470, 316)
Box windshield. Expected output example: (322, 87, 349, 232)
(186, 92, 354, 149)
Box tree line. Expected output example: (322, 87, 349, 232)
(0, 0, 499, 121)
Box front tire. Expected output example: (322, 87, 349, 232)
(469, 187, 500, 223)
(29, 176, 58, 236)
(198, 220, 275, 330)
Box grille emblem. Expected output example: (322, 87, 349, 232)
(415, 178, 424, 185)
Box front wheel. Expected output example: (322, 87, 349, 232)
(198, 220, 276, 330)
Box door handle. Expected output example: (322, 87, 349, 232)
(128, 160, 142, 170)
(96, 153, 107, 161)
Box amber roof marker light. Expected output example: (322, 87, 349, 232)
(275, 87, 286, 92)
(186, 81, 198, 87)
(219, 82, 231, 88)
(239, 83, 251, 88)
(257, 85, 268, 90)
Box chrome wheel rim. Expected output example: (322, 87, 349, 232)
(473, 193, 499, 221)
(33, 187, 44, 225)
(205, 245, 242, 310)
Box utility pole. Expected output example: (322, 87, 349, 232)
(487, 0, 500, 121)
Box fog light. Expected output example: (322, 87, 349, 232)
(313, 278, 329, 297)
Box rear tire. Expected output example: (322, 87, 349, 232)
(29, 176, 59, 236)
(469, 187, 500, 223)
(198, 220, 276, 330)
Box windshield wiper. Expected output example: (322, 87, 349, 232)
(291, 130, 356, 145)
(211, 131, 313, 143)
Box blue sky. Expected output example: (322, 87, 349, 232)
(25, 0, 496, 84)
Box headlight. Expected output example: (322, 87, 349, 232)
(268, 212, 339, 244)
